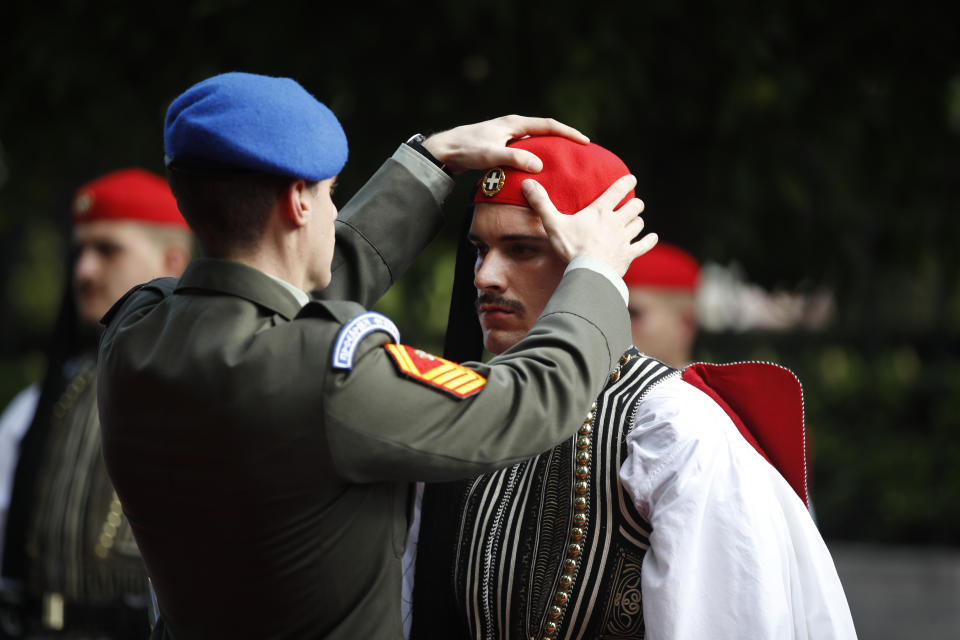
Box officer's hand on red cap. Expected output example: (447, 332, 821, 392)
(422, 115, 589, 174)
(523, 174, 658, 276)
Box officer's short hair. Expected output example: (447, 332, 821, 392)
(167, 170, 316, 259)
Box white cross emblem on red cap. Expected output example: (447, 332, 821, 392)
(480, 168, 505, 196)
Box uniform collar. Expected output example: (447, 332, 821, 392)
(175, 258, 303, 321)
(261, 271, 310, 308)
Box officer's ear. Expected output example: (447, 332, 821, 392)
(282, 179, 311, 229)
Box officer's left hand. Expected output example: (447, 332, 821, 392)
(523, 173, 658, 276)
(422, 115, 589, 174)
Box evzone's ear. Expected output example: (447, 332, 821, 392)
(164, 245, 191, 277)
(678, 308, 698, 349)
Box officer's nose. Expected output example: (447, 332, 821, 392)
(474, 250, 507, 293)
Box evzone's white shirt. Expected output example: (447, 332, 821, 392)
(0, 384, 40, 586)
(402, 375, 858, 639)
(621, 375, 858, 639)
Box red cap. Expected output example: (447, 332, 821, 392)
(623, 242, 700, 290)
(70, 168, 188, 229)
(474, 136, 633, 214)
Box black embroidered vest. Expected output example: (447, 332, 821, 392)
(23, 356, 147, 604)
(452, 350, 676, 639)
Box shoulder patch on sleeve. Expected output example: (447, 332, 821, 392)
(332, 312, 401, 370)
(383, 344, 487, 399)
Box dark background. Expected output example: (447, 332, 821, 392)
(1, 1, 958, 544)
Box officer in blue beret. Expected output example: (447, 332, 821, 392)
(97, 72, 655, 639)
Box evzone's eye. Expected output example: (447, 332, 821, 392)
(511, 245, 537, 257)
(96, 243, 121, 258)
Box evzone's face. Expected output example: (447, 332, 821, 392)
(72, 220, 168, 327)
(627, 286, 694, 368)
(469, 203, 567, 355)
(308, 177, 339, 290)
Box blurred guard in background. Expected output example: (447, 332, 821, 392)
(0, 169, 192, 638)
(623, 242, 700, 367)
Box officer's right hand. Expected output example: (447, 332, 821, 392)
(522, 174, 658, 276)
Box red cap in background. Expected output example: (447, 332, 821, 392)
(623, 242, 700, 290)
(71, 168, 188, 229)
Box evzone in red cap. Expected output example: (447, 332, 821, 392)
(71, 168, 192, 326)
(0, 168, 194, 639)
(622, 241, 701, 368)
(415, 135, 855, 640)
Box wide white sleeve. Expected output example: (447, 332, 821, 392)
(400, 482, 424, 640)
(619, 377, 857, 639)
(0, 384, 40, 578)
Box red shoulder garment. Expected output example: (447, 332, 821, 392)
(681, 362, 808, 507)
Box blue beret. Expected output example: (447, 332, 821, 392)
(163, 72, 348, 181)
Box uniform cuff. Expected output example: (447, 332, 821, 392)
(564, 257, 629, 305)
(391, 144, 455, 208)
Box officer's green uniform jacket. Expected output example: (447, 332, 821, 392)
(97, 149, 632, 639)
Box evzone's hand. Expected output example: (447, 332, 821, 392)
(421, 115, 589, 174)
(523, 174, 658, 276)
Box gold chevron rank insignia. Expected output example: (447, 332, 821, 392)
(384, 344, 487, 399)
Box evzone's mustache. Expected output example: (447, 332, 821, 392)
(475, 293, 524, 313)
(75, 280, 100, 296)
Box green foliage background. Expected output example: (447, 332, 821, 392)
(1, 1, 957, 544)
